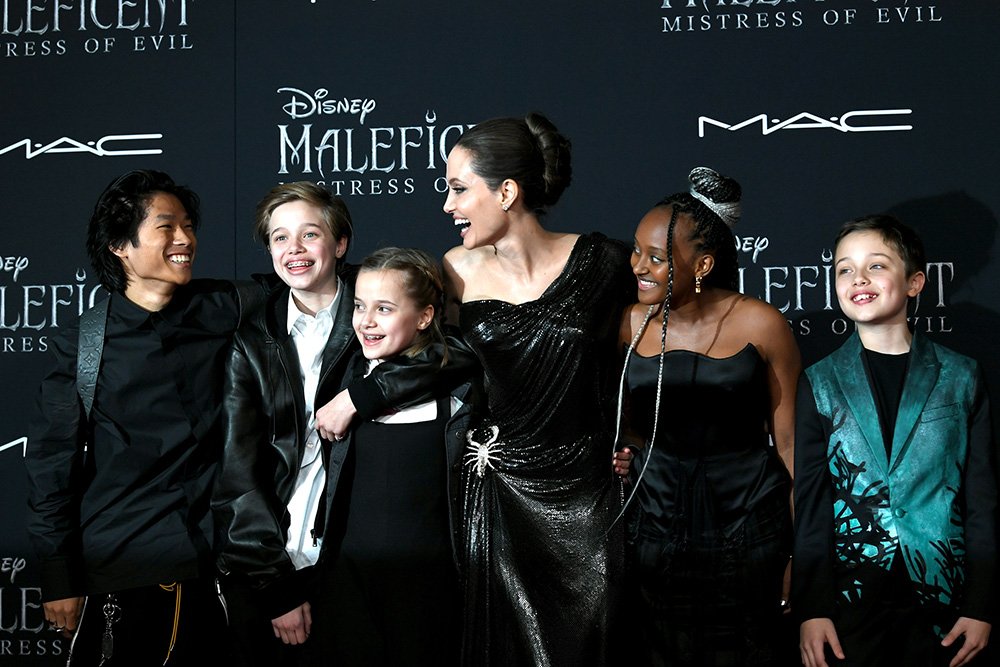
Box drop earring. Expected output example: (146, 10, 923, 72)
(695, 275, 702, 294)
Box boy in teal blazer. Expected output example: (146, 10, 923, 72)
(793, 215, 997, 667)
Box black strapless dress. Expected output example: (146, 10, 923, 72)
(625, 344, 792, 667)
(459, 233, 632, 667)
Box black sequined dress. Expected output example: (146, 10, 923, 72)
(459, 233, 632, 667)
(625, 344, 792, 666)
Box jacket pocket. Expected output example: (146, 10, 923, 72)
(919, 403, 959, 422)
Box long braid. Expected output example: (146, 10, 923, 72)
(611, 208, 678, 527)
(611, 167, 740, 529)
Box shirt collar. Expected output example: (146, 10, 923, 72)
(111, 284, 193, 328)
(286, 277, 341, 335)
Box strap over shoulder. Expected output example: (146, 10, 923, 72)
(77, 297, 110, 419)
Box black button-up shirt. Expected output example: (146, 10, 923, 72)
(27, 279, 240, 599)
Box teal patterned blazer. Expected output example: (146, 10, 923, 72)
(793, 331, 997, 629)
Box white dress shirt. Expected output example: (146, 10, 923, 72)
(284, 282, 342, 569)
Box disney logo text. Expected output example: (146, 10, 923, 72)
(279, 88, 377, 125)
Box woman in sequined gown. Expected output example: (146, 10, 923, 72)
(620, 168, 801, 666)
(441, 113, 633, 667)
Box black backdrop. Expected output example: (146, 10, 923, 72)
(3, 2, 998, 661)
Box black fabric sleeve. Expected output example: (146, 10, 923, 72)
(791, 372, 839, 622)
(24, 328, 87, 602)
(958, 366, 998, 623)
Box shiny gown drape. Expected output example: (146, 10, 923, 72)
(459, 233, 632, 667)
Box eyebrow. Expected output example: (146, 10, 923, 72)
(270, 222, 323, 235)
(356, 298, 399, 306)
(835, 252, 893, 265)
(635, 238, 666, 254)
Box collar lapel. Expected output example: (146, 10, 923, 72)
(834, 333, 889, 478)
(270, 287, 308, 436)
(318, 280, 356, 388)
(888, 333, 939, 473)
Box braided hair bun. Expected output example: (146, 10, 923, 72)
(688, 166, 742, 228)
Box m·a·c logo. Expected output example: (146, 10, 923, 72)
(0, 133, 164, 159)
(698, 109, 913, 137)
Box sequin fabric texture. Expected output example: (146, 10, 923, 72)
(459, 233, 632, 667)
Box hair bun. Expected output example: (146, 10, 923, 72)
(688, 166, 741, 227)
(525, 112, 572, 207)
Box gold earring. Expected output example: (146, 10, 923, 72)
(695, 275, 702, 294)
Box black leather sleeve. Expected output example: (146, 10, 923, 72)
(349, 327, 479, 420)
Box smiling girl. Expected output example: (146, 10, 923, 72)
(322, 246, 473, 667)
(620, 167, 800, 666)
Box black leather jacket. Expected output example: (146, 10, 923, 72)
(211, 273, 476, 617)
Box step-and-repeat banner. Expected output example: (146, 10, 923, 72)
(2, 2, 997, 662)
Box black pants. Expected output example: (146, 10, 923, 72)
(320, 552, 461, 667)
(69, 578, 228, 667)
(220, 573, 320, 667)
(829, 559, 959, 667)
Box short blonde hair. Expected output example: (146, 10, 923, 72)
(253, 182, 353, 254)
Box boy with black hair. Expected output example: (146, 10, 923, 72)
(793, 214, 998, 667)
(25, 169, 238, 665)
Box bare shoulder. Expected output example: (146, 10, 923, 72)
(443, 245, 496, 302)
(442, 246, 469, 298)
(730, 294, 800, 361)
(443, 245, 490, 278)
(556, 231, 582, 250)
(621, 302, 653, 347)
(732, 294, 787, 328)
(443, 245, 469, 272)
(628, 302, 655, 332)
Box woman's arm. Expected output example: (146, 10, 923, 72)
(753, 301, 802, 476)
(442, 247, 467, 328)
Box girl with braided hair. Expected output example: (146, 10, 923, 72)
(618, 167, 801, 666)
(319, 246, 474, 666)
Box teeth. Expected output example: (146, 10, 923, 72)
(287, 261, 313, 268)
(364, 335, 384, 341)
(169, 255, 191, 264)
(454, 219, 471, 228)
(638, 278, 656, 286)
(853, 293, 876, 303)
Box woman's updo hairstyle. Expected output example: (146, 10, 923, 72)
(657, 166, 742, 291)
(455, 112, 572, 215)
